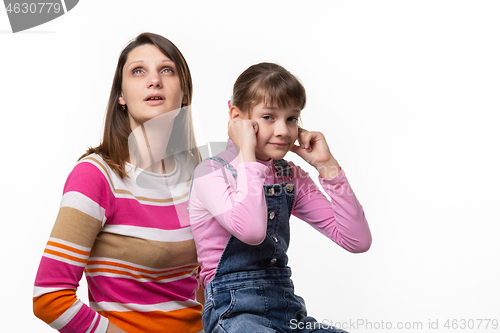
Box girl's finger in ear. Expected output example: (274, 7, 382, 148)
(300, 131, 312, 149)
(296, 133, 305, 148)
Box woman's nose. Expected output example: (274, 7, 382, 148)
(148, 72, 163, 88)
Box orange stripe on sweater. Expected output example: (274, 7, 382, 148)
(33, 289, 78, 324)
(100, 304, 203, 333)
(47, 241, 91, 256)
(44, 248, 88, 264)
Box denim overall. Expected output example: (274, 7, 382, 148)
(197, 157, 347, 333)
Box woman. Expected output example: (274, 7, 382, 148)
(33, 33, 203, 333)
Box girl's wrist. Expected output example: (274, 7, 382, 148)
(237, 146, 256, 163)
(314, 157, 340, 180)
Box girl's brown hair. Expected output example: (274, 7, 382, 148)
(80, 32, 201, 178)
(232, 62, 306, 112)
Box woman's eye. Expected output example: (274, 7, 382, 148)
(132, 68, 145, 74)
(161, 67, 174, 74)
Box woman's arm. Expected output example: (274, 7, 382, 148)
(106, 323, 128, 333)
(33, 160, 115, 333)
(196, 280, 205, 304)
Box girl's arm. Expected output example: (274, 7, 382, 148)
(291, 129, 341, 180)
(189, 156, 269, 245)
(33, 161, 116, 333)
(190, 114, 269, 245)
(291, 129, 372, 252)
(292, 165, 371, 252)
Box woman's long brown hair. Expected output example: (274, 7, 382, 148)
(80, 32, 201, 178)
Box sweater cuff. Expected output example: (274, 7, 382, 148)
(318, 167, 345, 185)
(95, 316, 110, 333)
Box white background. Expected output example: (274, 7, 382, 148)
(1, 1, 499, 332)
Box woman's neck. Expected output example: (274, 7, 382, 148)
(128, 110, 179, 174)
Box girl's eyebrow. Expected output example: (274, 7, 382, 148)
(262, 106, 301, 114)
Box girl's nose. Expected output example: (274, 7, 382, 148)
(275, 121, 290, 137)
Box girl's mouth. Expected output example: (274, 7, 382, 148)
(268, 142, 288, 148)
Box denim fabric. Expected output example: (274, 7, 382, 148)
(202, 159, 347, 333)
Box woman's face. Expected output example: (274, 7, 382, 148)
(119, 44, 185, 130)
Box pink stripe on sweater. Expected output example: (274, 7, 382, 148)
(34, 256, 85, 289)
(86, 275, 198, 304)
(108, 200, 188, 230)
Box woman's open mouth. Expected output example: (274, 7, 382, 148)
(145, 94, 165, 105)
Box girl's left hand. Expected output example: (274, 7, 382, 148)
(290, 128, 341, 180)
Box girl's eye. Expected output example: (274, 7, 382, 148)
(288, 117, 299, 123)
(132, 68, 145, 75)
(263, 115, 273, 121)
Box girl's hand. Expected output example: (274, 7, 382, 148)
(228, 118, 258, 162)
(290, 128, 341, 179)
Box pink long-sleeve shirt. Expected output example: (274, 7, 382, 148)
(189, 140, 371, 288)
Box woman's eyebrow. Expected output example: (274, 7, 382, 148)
(127, 59, 175, 67)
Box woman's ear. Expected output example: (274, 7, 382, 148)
(229, 106, 242, 120)
(118, 92, 125, 106)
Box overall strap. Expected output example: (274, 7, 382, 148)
(187, 157, 291, 212)
(187, 156, 237, 212)
(208, 156, 237, 177)
(273, 159, 292, 178)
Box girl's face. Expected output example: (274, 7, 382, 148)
(119, 44, 185, 130)
(245, 102, 301, 161)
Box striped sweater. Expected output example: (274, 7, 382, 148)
(33, 153, 203, 333)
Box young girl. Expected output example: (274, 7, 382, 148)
(189, 62, 371, 333)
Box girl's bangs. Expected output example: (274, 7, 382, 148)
(253, 80, 305, 110)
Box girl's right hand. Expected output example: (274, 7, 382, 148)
(228, 118, 258, 151)
(228, 118, 258, 162)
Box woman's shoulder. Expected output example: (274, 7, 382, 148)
(73, 153, 114, 178)
(65, 153, 118, 194)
